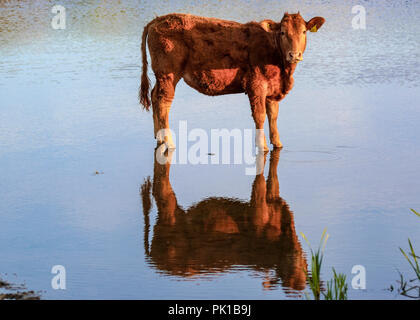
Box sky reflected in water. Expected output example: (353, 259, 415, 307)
(1, 0, 420, 299)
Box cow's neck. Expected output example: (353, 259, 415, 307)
(282, 61, 296, 78)
(278, 59, 296, 96)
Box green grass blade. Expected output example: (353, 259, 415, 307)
(410, 208, 420, 218)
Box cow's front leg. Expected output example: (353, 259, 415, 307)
(266, 99, 282, 148)
(248, 89, 269, 153)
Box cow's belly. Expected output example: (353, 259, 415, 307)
(183, 69, 244, 96)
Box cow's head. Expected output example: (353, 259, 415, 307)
(276, 12, 325, 64)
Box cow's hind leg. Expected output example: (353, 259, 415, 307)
(151, 86, 159, 138)
(248, 90, 269, 153)
(152, 73, 179, 149)
(266, 99, 282, 148)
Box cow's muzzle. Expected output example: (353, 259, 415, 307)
(287, 51, 303, 63)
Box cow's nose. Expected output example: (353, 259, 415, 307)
(288, 51, 303, 61)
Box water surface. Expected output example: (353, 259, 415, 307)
(1, 0, 420, 299)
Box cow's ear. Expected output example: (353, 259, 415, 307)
(260, 20, 278, 32)
(306, 17, 325, 32)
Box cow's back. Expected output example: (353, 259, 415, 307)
(149, 13, 242, 33)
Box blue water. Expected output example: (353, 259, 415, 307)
(1, 0, 420, 299)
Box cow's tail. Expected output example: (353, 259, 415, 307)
(140, 177, 152, 256)
(139, 21, 152, 111)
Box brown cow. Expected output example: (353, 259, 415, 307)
(139, 13, 325, 151)
(141, 148, 307, 293)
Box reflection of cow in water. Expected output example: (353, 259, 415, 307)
(141, 149, 307, 293)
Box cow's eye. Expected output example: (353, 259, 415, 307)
(280, 31, 285, 36)
(303, 30, 306, 34)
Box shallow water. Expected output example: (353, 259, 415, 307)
(1, 0, 420, 299)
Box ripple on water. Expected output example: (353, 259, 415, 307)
(280, 149, 342, 163)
